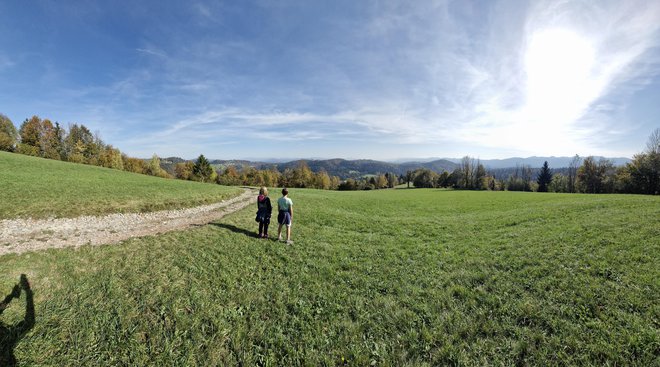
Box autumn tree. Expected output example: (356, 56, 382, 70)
(385, 172, 397, 188)
(98, 145, 124, 170)
(217, 166, 241, 186)
(330, 175, 340, 190)
(549, 173, 569, 193)
(291, 161, 313, 188)
(17, 116, 42, 156)
(375, 174, 388, 189)
(175, 162, 195, 180)
(577, 156, 614, 193)
(39, 119, 62, 160)
(146, 154, 169, 178)
(0, 114, 18, 152)
(315, 170, 332, 190)
(625, 128, 660, 194)
(122, 154, 147, 174)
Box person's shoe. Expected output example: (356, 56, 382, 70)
(286, 240, 294, 245)
(278, 236, 282, 241)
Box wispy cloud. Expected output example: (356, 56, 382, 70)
(136, 48, 167, 58)
(326, 0, 660, 156)
(5, 0, 659, 159)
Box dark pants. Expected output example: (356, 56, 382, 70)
(259, 221, 269, 236)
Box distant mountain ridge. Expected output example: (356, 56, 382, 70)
(160, 156, 631, 179)
(209, 158, 458, 179)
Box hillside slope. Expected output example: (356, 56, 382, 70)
(0, 151, 241, 219)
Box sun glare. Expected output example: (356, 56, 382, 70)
(524, 29, 597, 126)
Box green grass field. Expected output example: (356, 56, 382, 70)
(1, 185, 658, 365)
(0, 151, 241, 219)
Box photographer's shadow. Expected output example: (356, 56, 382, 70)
(0, 274, 35, 367)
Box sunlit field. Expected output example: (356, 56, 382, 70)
(2, 188, 658, 365)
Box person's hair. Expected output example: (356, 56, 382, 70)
(282, 188, 288, 196)
(259, 187, 268, 196)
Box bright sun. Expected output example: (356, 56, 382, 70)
(524, 29, 596, 124)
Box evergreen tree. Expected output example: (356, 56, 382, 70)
(536, 161, 553, 192)
(53, 122, 66, 160)
(192, 154, 213, 182)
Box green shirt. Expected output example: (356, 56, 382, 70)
(278, 196, 293, 212)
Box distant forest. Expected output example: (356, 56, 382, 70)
(1, 113, 658, 195)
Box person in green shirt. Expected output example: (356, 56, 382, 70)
(276, 188, 293, 244)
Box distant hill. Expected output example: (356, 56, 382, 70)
(159, 156, 630, 179)
(220, 158, 458, 178)
(161, 157, 457, 179)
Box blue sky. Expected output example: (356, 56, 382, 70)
(1, 0, 659, 160)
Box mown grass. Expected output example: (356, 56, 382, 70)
(0, 151, 241, 219)
(1, 189, 658, 365)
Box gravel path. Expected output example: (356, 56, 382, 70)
(0, 188, 257, 256)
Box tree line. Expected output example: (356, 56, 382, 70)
(0, 113, 343, 189)
(0, 114, 170, 177)
(1, 113, 657, 194)
(398, 129, 659, 195)
(174, 157, 343, 190)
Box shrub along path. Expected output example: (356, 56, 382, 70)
(0, 188, 256, 256)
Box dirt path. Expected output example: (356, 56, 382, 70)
(0, 188, 257, 256)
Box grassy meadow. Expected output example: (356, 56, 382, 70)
(0, 151, 242, 219)
(1, 185, 658, 365)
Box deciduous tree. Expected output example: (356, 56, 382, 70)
(0, 114, 18, 152)
(147, 154, 169, 178)
(175, 162, 195, 180)
(568, 154, 580, 193)
(577, 157, 614, 193)
(18, 116, 42, 156)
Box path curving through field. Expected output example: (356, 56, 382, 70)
(0, 188, 257, 256)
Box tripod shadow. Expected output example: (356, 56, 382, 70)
(0, 274, 35, 367)
(210, 223, 260, 238)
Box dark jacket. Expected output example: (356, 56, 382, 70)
(256, 195, 272, 222)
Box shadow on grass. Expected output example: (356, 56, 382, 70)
(211, 223, 260, 238)
(0, 274, 35, 367)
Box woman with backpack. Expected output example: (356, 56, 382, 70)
(255, 187, 272, 239)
